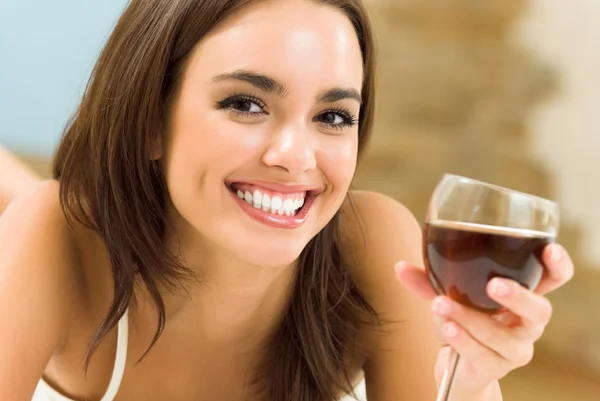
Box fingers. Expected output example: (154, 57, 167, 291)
(424, 244, 571, 390)
(439, 320, 521, 377)
(394, 243, 575, 302)
(432, 296, 533, 363)
(535, 244, 574, 295)
(438, 319, 535, 377)
(394, 261, 437, 299)
(487, 278, 553, 335)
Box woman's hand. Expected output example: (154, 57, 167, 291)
(394, 243, 574, 393)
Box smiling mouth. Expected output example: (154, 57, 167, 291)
(225, 181, 321, 229)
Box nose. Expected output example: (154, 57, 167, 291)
(261, 122, 317, 175)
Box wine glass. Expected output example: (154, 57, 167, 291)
(423, 174, 559, 401)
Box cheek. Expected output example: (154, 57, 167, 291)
(164, 105, 267, 180)
(318, 135, 358, 191)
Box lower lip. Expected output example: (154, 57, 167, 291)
(228, 188, 315, 229)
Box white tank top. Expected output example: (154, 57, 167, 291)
(30, 308, 367, 400)
(31, 309, 129, 401)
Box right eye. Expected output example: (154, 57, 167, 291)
(216, 94, 267, 118)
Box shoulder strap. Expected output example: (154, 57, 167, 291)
(36, 308, 129, 401)
(100, 308, 129, 401)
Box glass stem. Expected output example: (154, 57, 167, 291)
(436, 349, 460, 401)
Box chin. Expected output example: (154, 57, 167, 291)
(232, 232, 313, 269)
(244, 248, 304, 269)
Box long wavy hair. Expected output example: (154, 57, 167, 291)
(52, 0, 378, 399)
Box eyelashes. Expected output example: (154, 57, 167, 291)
(215, 93, 266, 119)
(315, 108, 359, 131)
(215, 92, 359, 131)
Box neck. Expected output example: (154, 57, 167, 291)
(133, 212, 298, 348)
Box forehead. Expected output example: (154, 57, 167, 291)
(186, 0, 364, 92)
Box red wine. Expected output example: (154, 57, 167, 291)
(423, 221, 553, 313)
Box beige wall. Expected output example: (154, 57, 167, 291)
(516, 0, 600, 266)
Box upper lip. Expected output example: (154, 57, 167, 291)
(227, 180, 324, 195)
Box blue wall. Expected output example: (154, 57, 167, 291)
(0, 1, 128, 156)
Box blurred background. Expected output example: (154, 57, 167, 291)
(1, 0, 599, 399)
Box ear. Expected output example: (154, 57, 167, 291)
(149, 134, 163, 160)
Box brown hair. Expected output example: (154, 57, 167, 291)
(52, 0, 378, 399)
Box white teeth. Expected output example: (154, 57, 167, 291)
(252, 190, 262, 209)
(270, 196, 283, 214)
(283, 199, 294, 216)
(234, 187, 306, 216)
(261, 193, 271, 211)
(253, 190, 262, 204)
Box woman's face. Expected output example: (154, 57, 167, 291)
(162, 0, 364, 268)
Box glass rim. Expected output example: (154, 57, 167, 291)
(442, 174, 558, 208)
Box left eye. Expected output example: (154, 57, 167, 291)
(314, 109, 357, 130)
(319, 112, 345, 125)
(230, 100, 262, 113)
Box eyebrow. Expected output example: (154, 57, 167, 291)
(317, 87, 362, 104)
(211, 69, 362, 104)
(211, 70, 288, 96)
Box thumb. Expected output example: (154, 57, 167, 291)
(394, 261, 438, 300)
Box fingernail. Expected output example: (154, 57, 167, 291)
(550, 245, 563, 262)
(443, 322, 458, 339)
(433, 297, 451, 316)
(491, 279, 510, 296)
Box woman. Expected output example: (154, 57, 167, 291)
(0, 0, 574, 400)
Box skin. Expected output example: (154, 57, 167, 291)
(0, 145, 40, 214)
(0, 1, 574, 400)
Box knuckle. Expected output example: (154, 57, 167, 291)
(539, 297, 553, 323)
(563, 263, 575, 282)
(529, 324, 546, 341)
(516, 345, 535, 367)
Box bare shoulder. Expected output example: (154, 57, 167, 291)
(339, 190, 424, 289)
(0, 145, 41, 214)
(0, 180, 78, 267)
(0, 179, 74, 249)
(339, 190, 426, 319)
(0, 180, 82, 398)
(339, 190, 439, 399)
